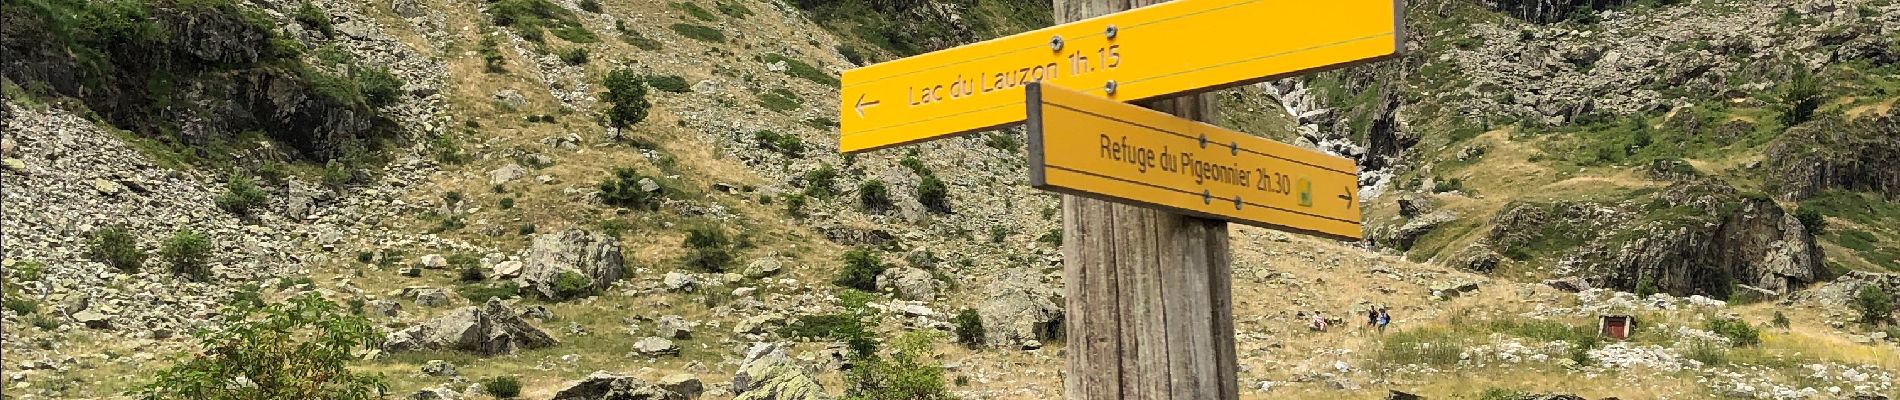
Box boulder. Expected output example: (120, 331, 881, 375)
(658, 374, 704, 398)
(632, 337, 680, 357)
(732, 343, 827, 400)
(663, 272, 697, 292)
(1431, 280, 1481, 299)
(489, 164, 527, 186)
(409, 386, 461, 400)
(73, 310, 111, 329)
(413, 287, 454, 307)
(553, 371, 681, 400)
(655, 315, 692, 339)
(1396, 193, 1433, 218)
(419, 254, 449, 269)
(1543, 276, 1591, 293)
(743, 258, 784, 278)
(366, 300, 403, 318)
(519, 229, 627, 300)
(384, 298, 558, 356)
(977, 268, 1064, 347)
(492, 260, 524, 279)
(875, 267, 937, 300)
(420, 360, 457, 377)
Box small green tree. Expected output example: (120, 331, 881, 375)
(858, 180, 892, 212)
(683, 225, 734, 272)
(131, 294, 385, 400)
(802, 164, 838, 199)
(216, 174, 270, 216)
(1795, 207, 1827, 235)
(484, 376, 523, 398)
(1771, 310, 1791, 330)
(952, 309, 984, 348)
(160, 230, 213, 281)
(833, 249, 887, 292)
(602, 67, 652, 128)
(1856, 285, 1893, 325)
(916, 175, 950, 214)
(353, 66, 403, 107)
(843, 331, 955, 400)
(1780, 66, 1822, 127)
(1635, 277, 1659, 297)
(88, 226, 146, 272)
(597, 167, 665, 210)
(1706, 317, 1761, 347)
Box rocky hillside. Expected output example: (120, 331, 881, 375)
(2, 0, 1899, 399)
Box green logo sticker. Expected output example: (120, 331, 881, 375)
(1297, 177, 1313, 207)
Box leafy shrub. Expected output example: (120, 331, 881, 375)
(429, 134, 469, 165)
(602, 68, 651, 128)
(802, 164, 838, 198)
(952, 309, 984, 347)
(844, 331, 954, 400)
(1796, 207, 1827, 235)
(293, 1, 334, 36)
(499, 197, 515, 209)
(753, 130, 806, 156)
(457, 282, 521, 303)
(1856, 285, 1893, 325)
(598, 167, 666, 210)
(1780, 66, 1822, 127)
(453, 254, 484, 282)
(615, 21, 662, 51)
(88, 226, 146, 272)
(4, 296, 38, 315)
(160, 230, 213, 281)
(1636, 277, 1659, 297)
(132, 294, 385, 400)
(489, 0, 598, 43)
(216, 174, 270, 216)
(480, 36, 507, 72)
(556, 46, 590, 65)
(1706, 317, 1761, 347)
(1431, 178, 1465, 193)
(669, 1, 716, 21)
(1684, 340, 1726, 365)
(577, 0, 600, 13)
(761, 53, 839, 87)
(715, 0, 751, 18)
(1038, 228, 1063, 247)
(670, 23, 725, 42)
(988, 226, 1009, 243)
(833, 249, 887, 292)
(917, 175, 950, 214)
(353, 66, 403, 107)
(756, 88, 801, 112)
(782, 313, 877, 357)
(784, 193, 809, 218)
(552, 270, 594, 300)
(429, 214, 467, 233)
(984, 132, 1020, 151)
(230, 283, 265, 309)
(1772, 311, 1791, 330)
(683, 225, 734, 273)
(645, 75, 690, 93)
(858, 180, 892, 212)
(484, 376, 523, 398)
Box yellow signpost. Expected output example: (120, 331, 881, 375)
(837, 0, 1403, 153)
(1026, 83, 1361, 240)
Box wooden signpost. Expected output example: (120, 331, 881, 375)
(835, 0, 1400, 398)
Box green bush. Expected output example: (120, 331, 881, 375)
(757, 88, 801, 112)
(552, 270, 594, 300)
(715, 0, 752, 18)
(670, 23, 726, 42)
(489, 0, 598, 43)
(615, 21, 663, 51)
(453, 254, 484, 282)
(293, 1, 334, 36)
(833, 249, 887, 292)
(802, 164, 839, 198)
(1431, 178, 1465, 193)
(556, 46, 590, 65)
(1795, 207, 1827, 235)
(1038, 228, 1062, 247)
(669, 1, 716, 21)
(457, 282, 521, 303)
(1706, 317, 1761, 347)
(782, 312, 877, 357)
(984, 132, 1020, 152)
(1780, 66, 1822, 127)
(480, 36, 507, 73)
(1772, 311, 1791, 330)
(843, 331, 954, 400)
(602, 68, 651, 128)
(917, 175, 950, 214)
(484, 376, 523, 398)
(1636, 277, 1659, 297)
(753, 130, 806, 156)
(952, 309, 984, 348)
(683, 225, 734, 273)
(577, 0, 600, 12)
(499, 197, 515, 209)
(88, 226, 147, 272)
(645, 75, 691, 93)
(1684, 340, 1727, 365)
(858, 180, 892, 212)
(353, 66, 403, 107)
(988, 226, 1009, 243)
(230, 283, 266, 309)
(784, 193, 810, 218)
(132, 294, 385, 400)
(598, 167, 666, 210)
(216, 174, 270, 216)
(160, 230, 213, 281)
(4, 296, 38, 316)
(1856, 285, 1893, 325)
(761, 53, 839, 87)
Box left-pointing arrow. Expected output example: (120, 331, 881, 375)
(854, 94, 881, 118)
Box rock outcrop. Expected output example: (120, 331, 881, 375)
(732, 343, 827, 400)
(519, 229, 627, 300)
(553, 372, 682, 400)
(977, 268, 1064, 347)
(876, 267, 938, 300)
(384, 298, 558, 356)
(1765, 110, 1900, 201)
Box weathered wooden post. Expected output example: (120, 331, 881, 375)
(1053, 1, 1238, 398)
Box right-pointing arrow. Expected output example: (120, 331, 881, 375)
(1338, 187, 1354, 209)
(854, 94, 881, 118)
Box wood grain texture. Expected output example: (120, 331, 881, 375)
(1056, 1, 1237, 398)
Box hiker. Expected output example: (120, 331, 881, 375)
(1376, 308, 1391, 335)
(1309, 311, 1329, 332)
(1366, 308, 1379, 329)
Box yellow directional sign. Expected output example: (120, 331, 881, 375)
(837, 0, 1403, 153)
(1026, 83, 1361, 240)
